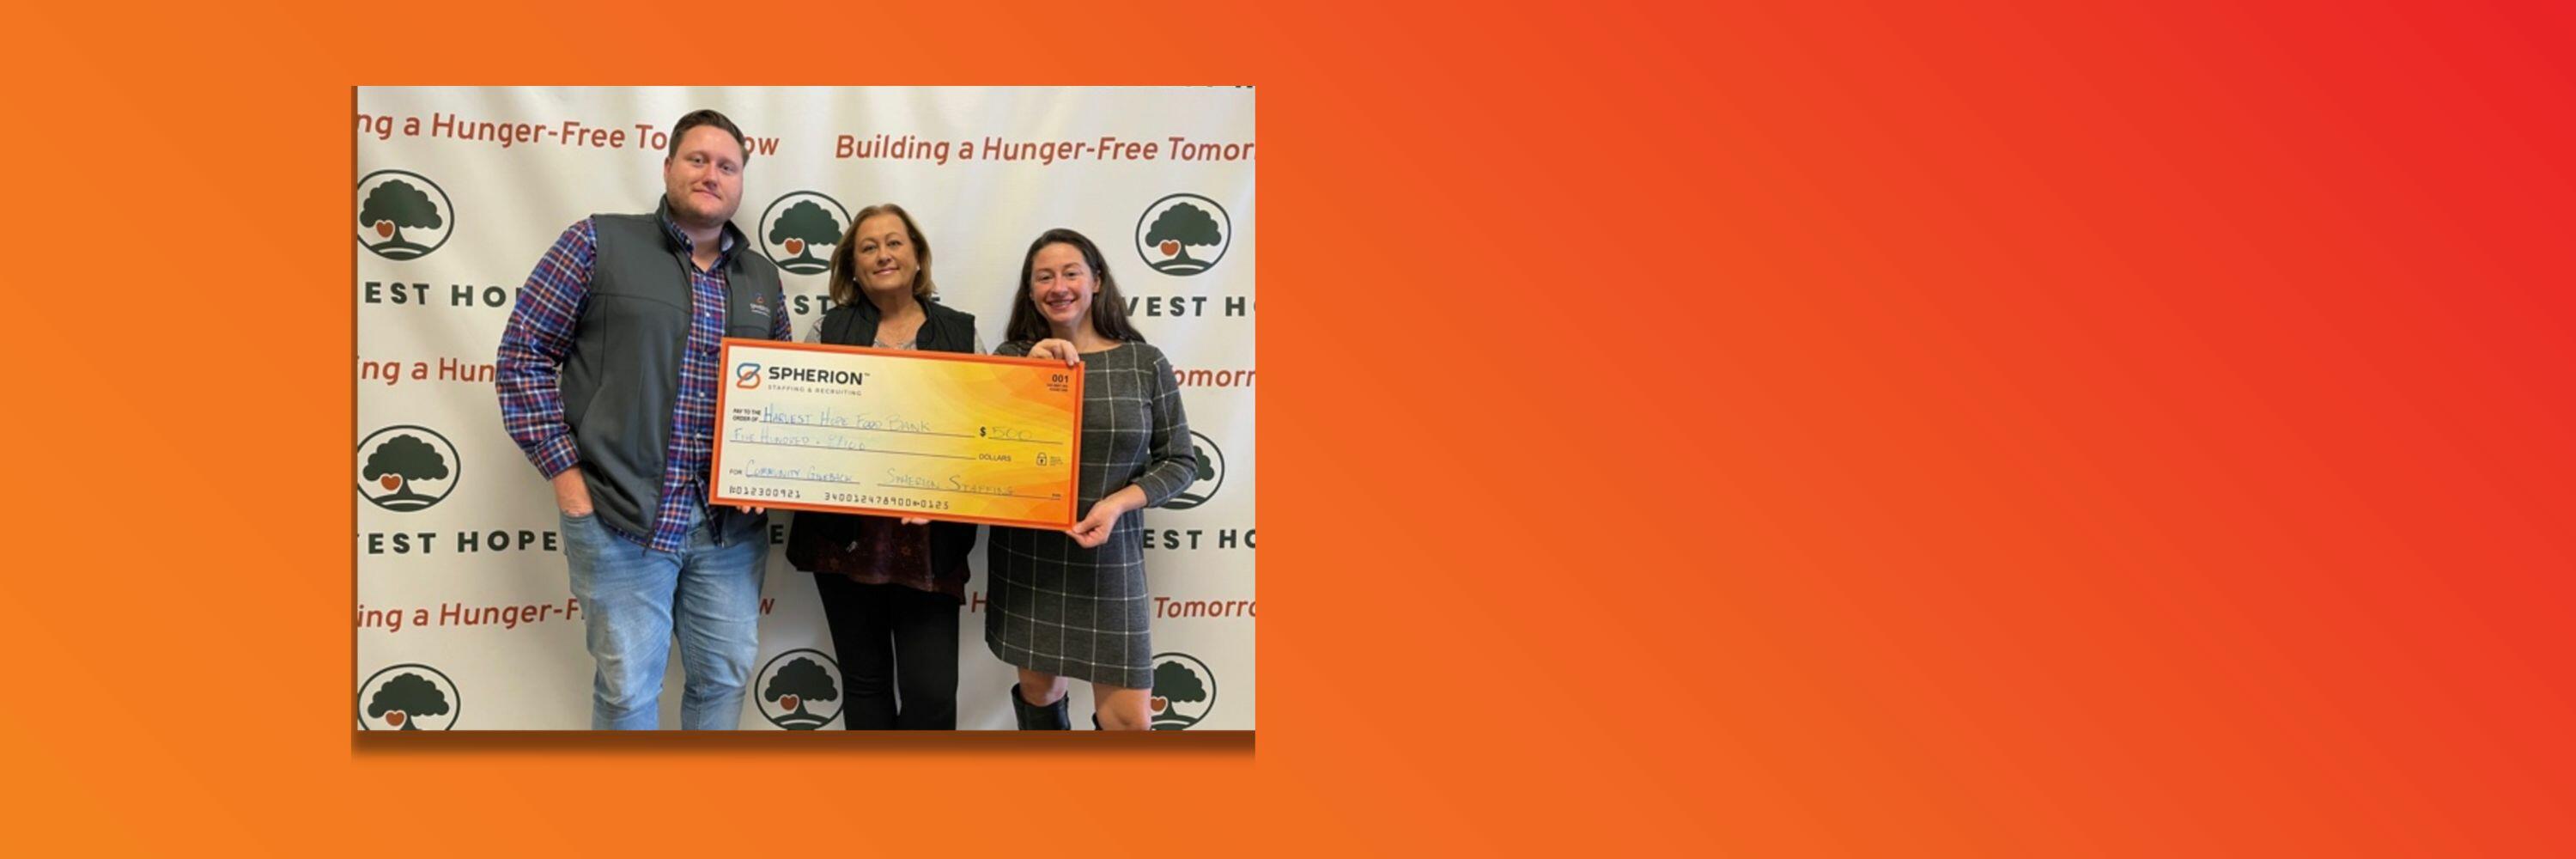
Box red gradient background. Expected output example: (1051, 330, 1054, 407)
(3, 1, 2571, 855)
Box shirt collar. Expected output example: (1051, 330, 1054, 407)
(656, 197, 739, 264)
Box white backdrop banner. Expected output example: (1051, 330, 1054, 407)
(355, 87, 1255, 730)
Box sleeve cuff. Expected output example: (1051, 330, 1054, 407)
(532, 436, 580, 479)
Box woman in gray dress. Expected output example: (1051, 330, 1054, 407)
(989, 228, 1196, 731)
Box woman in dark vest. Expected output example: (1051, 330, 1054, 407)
(783, 203, 981, 729)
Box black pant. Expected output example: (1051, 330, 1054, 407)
(812, 576, 959, 729)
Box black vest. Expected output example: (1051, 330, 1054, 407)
(562, 205, 785, 545)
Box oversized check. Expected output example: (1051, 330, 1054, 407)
(709, 338, 1084, 528)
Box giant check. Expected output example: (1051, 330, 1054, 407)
(709, 338, 1084, 528)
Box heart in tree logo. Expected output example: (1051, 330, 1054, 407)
(357, 663, 460, 731)
(356, 424, 460, 512)
(756, 649, 844, 729)
(757, 191, 850, 276)
(1134, 192, 1232, 277)
(355, 170, 455, 261)
(1149, 652, 1218, 730)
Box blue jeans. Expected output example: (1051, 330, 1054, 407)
(561, 504, 767, 729)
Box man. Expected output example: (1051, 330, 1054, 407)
(495, 109, 789, 729)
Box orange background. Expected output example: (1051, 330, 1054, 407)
(5, 1, 2573, 855)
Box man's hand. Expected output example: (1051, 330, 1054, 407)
(551, 470, 593, 516)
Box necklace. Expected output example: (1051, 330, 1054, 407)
(874, 319, 920, 350)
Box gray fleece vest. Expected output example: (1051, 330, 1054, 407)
(562, 208, 785, 545)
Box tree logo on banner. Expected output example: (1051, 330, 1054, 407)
(355, 170, 455, 260)
(356, 424, 461, 512)
(756, 648, 844, 729)
(1149, 652, 1218, 730)
(756, 191, 849, 276)
(1164, 430, 1226, 510)
(357, 663, 461, 730)
(1134, 193, 1232, 277)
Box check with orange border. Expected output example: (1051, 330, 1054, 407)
(709, 338, 1084, 529)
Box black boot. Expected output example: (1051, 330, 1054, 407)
(1010, 684, 1069, 730)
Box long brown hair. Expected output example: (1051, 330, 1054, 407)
(1003, 228, 1145, 345)
(825, 203, 936, 308)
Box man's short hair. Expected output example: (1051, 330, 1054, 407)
(668, 109, 750, 164)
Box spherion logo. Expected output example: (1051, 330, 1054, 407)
(1149, 652, 1218, 730)
(757, 191, 849, 276)
(355, 170, 455, 260)
(1134, 193, 1231, 277)
(356, 663, 460, 730)
(735, 362, 763, 388)
(756, 648, 844, 729)
(1164, 430, 1226, 510)
(356, 424, 460, 512)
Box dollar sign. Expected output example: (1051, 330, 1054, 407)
(979, 426, 987, 437)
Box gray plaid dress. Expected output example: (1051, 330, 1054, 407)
(984, 340, 1195, 688)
